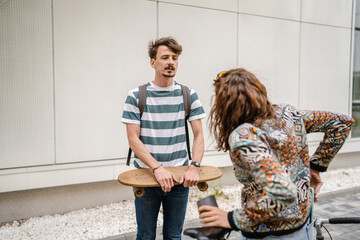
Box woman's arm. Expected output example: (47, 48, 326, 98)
(300, 110, 355, 172)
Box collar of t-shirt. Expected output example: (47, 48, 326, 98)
(150, 81, 176, 91)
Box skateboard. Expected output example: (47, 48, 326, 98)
(118, 165, 222, 198)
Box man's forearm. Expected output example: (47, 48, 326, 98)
(191, 134, 204, 163)
(189, 119, 204, 164)
(128, 136, 160, 170)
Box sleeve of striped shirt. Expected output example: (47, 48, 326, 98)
(121, 89, 141, 125)
(188, 88, 206, 121)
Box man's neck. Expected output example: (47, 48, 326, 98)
(153, 75, 174, 87)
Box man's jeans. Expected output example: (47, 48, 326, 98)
(135, 185, 189, 240)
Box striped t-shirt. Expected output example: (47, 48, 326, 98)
(121, 81, 206, 168)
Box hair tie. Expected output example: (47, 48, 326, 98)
(216, 71, 227, 80)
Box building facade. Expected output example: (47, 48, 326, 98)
(1, 0, 359, 222)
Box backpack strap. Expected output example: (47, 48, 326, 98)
(127, 84, 147, 166)
(180, 84, 192, 160)
(138, 84, 147, 117)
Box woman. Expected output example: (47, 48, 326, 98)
(200, 68, 354, 239)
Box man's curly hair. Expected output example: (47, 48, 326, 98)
(148, 37, 182, 59)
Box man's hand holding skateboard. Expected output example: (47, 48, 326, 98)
(154, 164, 200, 192)
(179, 165, 200, 188)
(153, 166, 178, 192)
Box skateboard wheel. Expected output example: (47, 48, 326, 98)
(133, 187, 145, 198)
(197, 182, 208, 192)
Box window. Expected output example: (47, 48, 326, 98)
(352, 0, 360, 137)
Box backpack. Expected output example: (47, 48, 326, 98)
(126, 83, 192, 166)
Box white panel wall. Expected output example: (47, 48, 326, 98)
(0, 0, 358, 193)
(158, 3, 238, 151)
(0, 0, 55, 168)
(355, 1, 360, 27)
(299, 23, 351, 113)
(54, 0, 157, 163)
(238, 14, 300, 107)
(159, 0, 237, 12)
(238, 0, 301, 21)
(302, 0, 353, 27)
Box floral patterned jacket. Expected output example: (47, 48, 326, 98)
(228, 104, 354, 238)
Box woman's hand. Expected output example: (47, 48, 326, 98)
(198, 205, 231, 229)
(310, 168, 323, 202)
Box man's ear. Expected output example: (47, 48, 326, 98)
(150, 58, 155, 68)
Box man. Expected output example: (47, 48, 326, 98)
(121, 37, 206, 240)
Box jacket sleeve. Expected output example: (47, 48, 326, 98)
(228, 125, 297, 230)
(300, 110, 355, 172)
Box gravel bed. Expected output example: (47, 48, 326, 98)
(1, 166, 360, 240)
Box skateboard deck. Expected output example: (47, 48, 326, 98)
(118, 165, 222, 197)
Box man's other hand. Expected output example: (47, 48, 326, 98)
(179, 165, 200, 187)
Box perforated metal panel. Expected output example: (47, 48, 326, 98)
(0, 0, 55, 168)
(54, 0, 156, 163)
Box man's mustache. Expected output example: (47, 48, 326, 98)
(165, 66, 175, 70)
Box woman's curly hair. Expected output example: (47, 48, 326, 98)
(209, 68, 276, 151)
